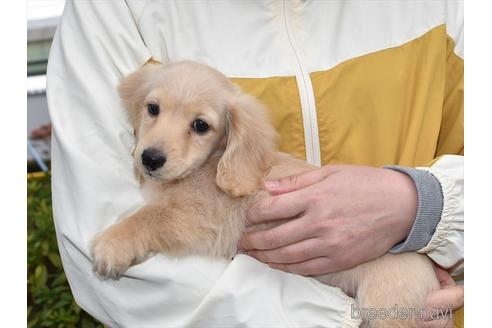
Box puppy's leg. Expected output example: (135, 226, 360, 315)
(356, 253, 439, 328)
(319, 253, 439, 328)
(91, 201, 218, 279)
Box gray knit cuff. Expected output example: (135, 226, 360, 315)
(385, 166, 444, 253)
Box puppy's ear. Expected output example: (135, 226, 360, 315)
(216, 93, 277, 197)
(118, 63, 162, 132)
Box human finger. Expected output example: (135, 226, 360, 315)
(268, 256, 333, 276)
(247, 191, 308, 225)
(247, 237, 323, 264)
(240, 217, 315, 251)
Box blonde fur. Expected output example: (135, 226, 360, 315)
(92, 61, 438, 327)
(216, 93, 277, 196)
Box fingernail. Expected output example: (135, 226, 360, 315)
(264, 180, 279, 189)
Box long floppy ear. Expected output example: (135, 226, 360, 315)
(118, 63, 163, 132)
(216, 93, 278, 197)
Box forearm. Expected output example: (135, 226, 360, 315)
(91, 201, 223, 278)
(385, 166, 444, 253)
(416, 155, 464, 271)
(385, 155, 464, 271)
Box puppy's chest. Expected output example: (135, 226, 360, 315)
(141, 181, 206, 203)
(141, 177, 249, 258)
(140, 175, 243, 218)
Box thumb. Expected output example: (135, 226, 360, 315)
(433, 265, 456, 288)
(264, 167, 331, 195)
(424, 285, 464, 313)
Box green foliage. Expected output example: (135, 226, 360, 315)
(27, 175, 103, 328)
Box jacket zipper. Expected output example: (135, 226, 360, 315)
(282, 0, 321, 166)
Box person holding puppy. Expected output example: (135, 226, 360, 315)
(47, 1, 463, 327)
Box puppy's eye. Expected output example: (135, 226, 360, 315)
(192, 119, 209, 134)
(147, 103, 160, 116)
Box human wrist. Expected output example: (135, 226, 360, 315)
(384, 166, 444, 253)
(383, 168, 418, 244)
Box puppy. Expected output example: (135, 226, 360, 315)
(92, 61, 439, 327)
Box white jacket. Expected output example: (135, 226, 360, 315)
(47, 1, 463, 326)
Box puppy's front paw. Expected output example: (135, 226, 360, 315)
(91, 228, 140, 280)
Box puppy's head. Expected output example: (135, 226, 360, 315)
(118, 61, 277, 196)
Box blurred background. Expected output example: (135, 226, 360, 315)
(27, 0, 60, 173)
(27, 1, 102, 326)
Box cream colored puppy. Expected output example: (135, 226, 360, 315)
(91, 61, 439, 328)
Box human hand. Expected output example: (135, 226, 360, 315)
(418, 265, 464, 328)
(240, 165, 418, 275)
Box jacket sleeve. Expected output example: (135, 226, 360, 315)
(47, 1, 360, 327)
(389, 0, 464, 272)
(416, 0, 464, 272)
(416, 156, 463, 272)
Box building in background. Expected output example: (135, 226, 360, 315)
(27, 1, 64, 171)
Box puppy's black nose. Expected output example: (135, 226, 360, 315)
(141, 148, 166, 171)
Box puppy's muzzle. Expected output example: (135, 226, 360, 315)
(141, 148, 166, 171)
